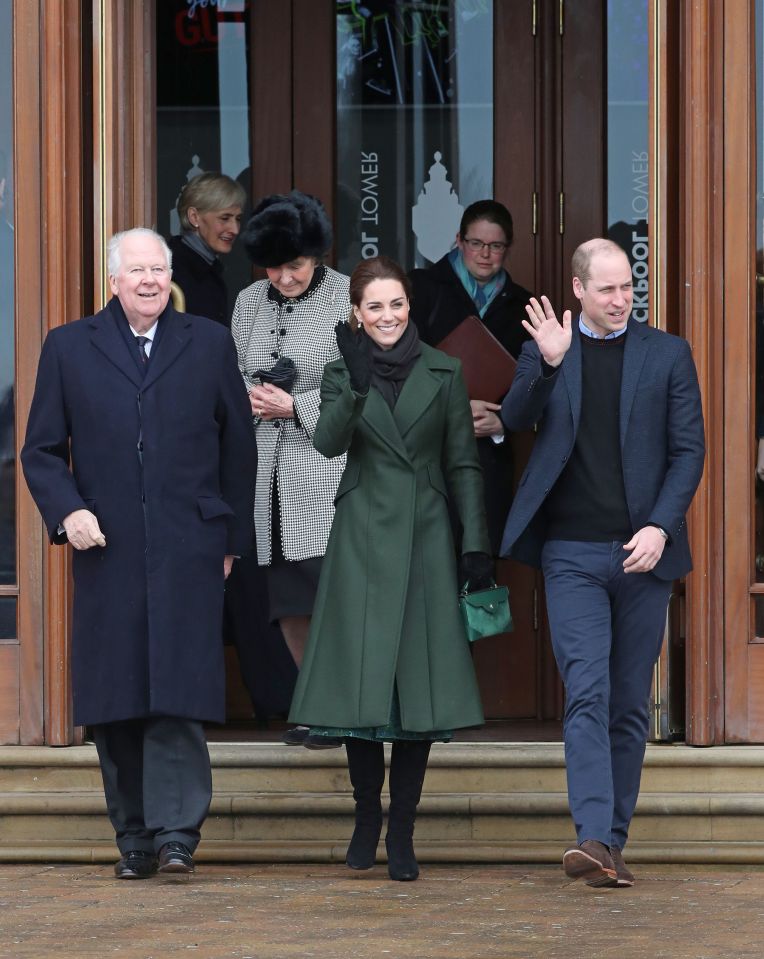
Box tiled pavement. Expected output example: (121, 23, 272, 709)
(2, 862, 764, 959)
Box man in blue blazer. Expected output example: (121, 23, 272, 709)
(500, 239, 705, 887)
(22, 229, 255, 879)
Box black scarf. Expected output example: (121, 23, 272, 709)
(366, 321, 422, 409)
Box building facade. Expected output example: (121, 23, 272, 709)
(0, 0, 758, 746)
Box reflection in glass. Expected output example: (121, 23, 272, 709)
(0, 598, 16, 641)
(0, 0, 15, 586)
(756, 0, 764, 582)
(606, 0, 649, 323)
(756, 596, 764, 642)
(335, 1, 493, 274)
(156, 0, 252, 309)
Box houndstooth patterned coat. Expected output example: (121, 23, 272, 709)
(231, 267, 349, 565)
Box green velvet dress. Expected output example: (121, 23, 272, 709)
(309, 684, 452, 742)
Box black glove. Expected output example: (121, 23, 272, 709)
(335, 321, 371, 394)
(252, 356, 297, 393)
(459, 551, 495, 591)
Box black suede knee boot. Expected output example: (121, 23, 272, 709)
(345, 737, 386, 870)
(385, 740, 432, 881)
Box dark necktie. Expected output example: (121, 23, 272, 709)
(136, 335, 150, 366)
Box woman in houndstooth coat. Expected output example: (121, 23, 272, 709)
(232, 192, 349, 746)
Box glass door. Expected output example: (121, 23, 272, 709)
(330, 0, 652, 725)
(335, 1, 494, 273)
(156, 0, 254, 307)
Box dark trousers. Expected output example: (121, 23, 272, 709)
(92, 717, 212, 856)
(223, 550, 296, 719)
(542, 540, 672, 850)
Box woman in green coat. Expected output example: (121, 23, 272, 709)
(289, 255, 494, 881)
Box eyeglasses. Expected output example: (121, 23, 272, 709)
(462, 237, 509, 255)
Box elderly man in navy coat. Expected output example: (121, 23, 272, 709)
(500, 238, 705, 888)
(21, 228, 255, 879)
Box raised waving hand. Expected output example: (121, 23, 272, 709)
(522, 295, 573, 368)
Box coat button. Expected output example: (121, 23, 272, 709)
(270, 329, 275, 334)
(286, 305, 293, 313)
(273, 421, 280, 429)
(271, 351, 278, 359)
(280, 328, 287, 336)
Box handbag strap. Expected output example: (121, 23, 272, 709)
(460, 580, 498, 598)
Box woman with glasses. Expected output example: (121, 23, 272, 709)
(409, 199, 533, 555)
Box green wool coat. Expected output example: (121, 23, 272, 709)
(289, 343, 490, 733)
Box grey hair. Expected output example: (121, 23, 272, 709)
(107, 228, 173, 277)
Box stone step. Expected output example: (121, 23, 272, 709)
(8, 838, 764, 866)
(4, 743, 764, 793)
(4, 743, 764, 862)
(5, 789, 764, 842)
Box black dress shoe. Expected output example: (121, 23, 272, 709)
(282, 725, 310, 745)
(157, 841, 195, 874)
(303, 733, 343, 750)
(114, 850, 157, 879)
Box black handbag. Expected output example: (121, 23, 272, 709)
(459, 583, 513, 643)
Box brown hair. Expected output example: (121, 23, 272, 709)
(348, 255, 412, 331)
(459, 199, 513, 246)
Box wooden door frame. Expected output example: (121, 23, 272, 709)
(250, 4, 294, 201)
(671, 0, 752, 745)
(12, 0, 46, 745)
(12, 0, 156, 745)
(12, 0, 93, 745)
(720, 0, 758, 742)
(495, 1, 535, 292)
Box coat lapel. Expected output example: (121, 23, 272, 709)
(561, 325, 582, 434)
(619, 318, 650, 446)
(360, 349, 447, 464)
(141, 306, 192, 391)
(89, 303, 143, 388)
(393, 352, 445, 438)
(361, 388, 412, 465)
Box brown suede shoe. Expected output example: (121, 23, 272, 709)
(563, 840, 617, 885)
(609, 847, 635, 887)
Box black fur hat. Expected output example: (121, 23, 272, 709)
(241, 190, 333, 267)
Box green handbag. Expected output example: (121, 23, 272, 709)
(459, 583, 513, 643)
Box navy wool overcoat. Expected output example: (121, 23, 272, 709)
(21, 299, 256, 725)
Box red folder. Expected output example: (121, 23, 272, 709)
(436, 315, 517, 403)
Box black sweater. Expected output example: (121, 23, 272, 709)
(544, 333, 633, 542)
